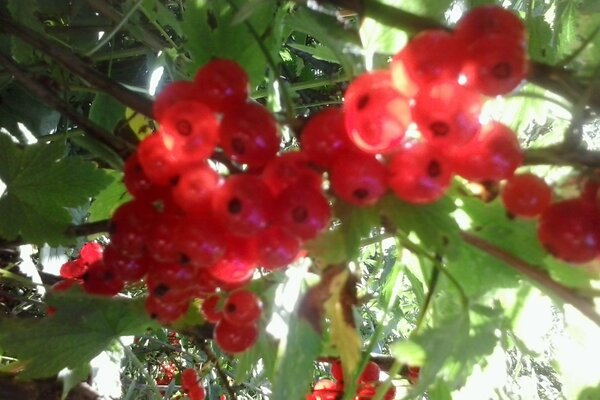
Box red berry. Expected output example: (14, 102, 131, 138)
(537, 199, 600, 263)
(145, 295, 189, 324)
(103, 245, 148, 282)
(330, 152, 387, 207)
(176, 219, 227, 268)
(219, 102, 279, 168)
(262, 152, 323, 195)
(501, 173, 552, 218)
(146, 262, 197, 303)
(412, 80, 482, 147)
(344, 71, 411, 154)
(79, 242, 103, 265)
(212, 175, 274, 237)
(299, 108, 358, 169)
(153, 81, 202, 121)
(60, 259, 87, 280)
(274, 184, 331, 240)
(146, 213, 183, 263)
(182, 368, 198, 388)
(201, 294, 223, 323)
(387, 141, 453, 204)
(124, 152, 169, 200)
(462, 35, 528, 96)
(331, 361, 343, 382)
(172, 164, 220, 217)
(137, 133, 182, 185)
(194, 59, 249, 114)
(160, 100, 220, 164)
(455, 5, 526, 45)
(214, 319, 258, 354)
(450, 122, 523, 182)
(187, 385, 206, 400)
(359, 361, 380, 383)
(207, 238, 257, 287)
(82, 262, 124, 296)
(256, 226, 302, 270)
(222, 289, 262, 326)
(391, 29, 463, 97)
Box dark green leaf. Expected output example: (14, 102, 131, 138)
(0, 289, 157, 379)
(0, 84, 61, 138)
(7, 0, 43, 63)
(141, 0, 183, 37)
(0, 137, 112, 245)
(88, 171, 130, 222)
(335, 202, 380, 260)
(89, 93, 125, 132)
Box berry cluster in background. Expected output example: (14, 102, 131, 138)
(307, 361, 395, 400)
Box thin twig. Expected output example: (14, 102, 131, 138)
(461, 231, 600, 327)
(199, 342, 238, 400)
(0, 52, 135, 158)
(0, 10, 154, 118)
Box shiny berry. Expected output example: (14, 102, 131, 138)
(344, 71, 411, 154)
(176, 219, 227, 268)
(391, 30, 463, 97)
(172, 164, 220, 216)
(207, 238, 257, 287)
(274, 184, 331, 240)
(262, 152, 323, 195)
(214, 319, 259, 354)
(462, 35, 528, 96)
(388, 141, 453, 204)
(451, 122, 522, 182)
(222, 290, 262, 326)
(82, 262, 124, 296)
(219, 102, 279, 168)
(359, 361, 380, 383)
(212, 175, 274, 237)
(153, 81, 202, 121)
(145, 295, 189, 324)
(330, 152, 387, 206)
(501, 173, 552, 218)
(538, 199, 600, 263)
(194, 59, 249, 114)
(137, 133, 182, 185)
(201, 294, 223, 323)
(412, 80, 482, 147)
(299, 108, 358, 169)
(103, 245, 148, 282)
(455, 5, 526, 45)
(257, 226, 302, 270)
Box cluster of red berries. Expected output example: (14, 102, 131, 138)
(200, 289, 262, 353)
(328, 5, 527, 206)
(181, 368, 206, 400)
(307, 361, 395, 400)
(501, 172, 600, 264)
(156, 361, 177, 386)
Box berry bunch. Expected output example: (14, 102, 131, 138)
(156, 361, 177, 386)
(181, 368, 206, 400)
(200, 289, 262, 354)
(307, 361, 395, 400)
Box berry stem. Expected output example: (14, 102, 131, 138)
(199, 341, 238, 400)
(461, 232, 600, 327)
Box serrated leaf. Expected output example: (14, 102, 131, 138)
(182, 0, 282, 85)
(0, 137, 112, 245)
(272, 317, 321, 400)
(0, 289, 157, 379)
(88, 171, 130, 222)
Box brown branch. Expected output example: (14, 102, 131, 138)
(461, 231, 600, 327)
(0, 10, 154, 118)
(199, 342, 238, 400)
(0, 52, 135, 158)
(524, 146, 600, 168)
(0, 220, 111, 250)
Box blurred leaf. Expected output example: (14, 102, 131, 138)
(69, 132, 125, 170)
(0, 288, 157, 379)
(287, 43, 338, 63)
(0, 136, 112, 245)
(88, 171, 130, 222)
(335, 202, 380, 260)
(428, 381, 452, 400)
(527, 16, 554, 63)
(305, 230, 348, 266)
(89, 93, 124, 132)
(125, 108, 154, 140)
(7, 0, 43, 63)
(141, 0, 183, 36)
(272, 317, 321, 400)
(391, 340, 426, 366)
(544, 257, 595, 289)
(324, 269, 361, 380)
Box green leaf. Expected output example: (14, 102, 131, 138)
(391, 340, 426, 366)
(287, 43, 339, 64)
(335, 202, 380, 260)
(0, 136, 112, 245)
(60, 363, 91, 400)
(141, 0, 183, 37)
(272, 317, 321, 400)
(7, 0, 43, 64)
(69, 132, 125, 171)
(89, 93, 125, 132)
(527, 16, 554, 63)
(88, 171, 130, 222)
(0, 289, 157, 379)
(305, 230, 348, 266)
(428, 381, 452, 400)
(181, 0, 282, 85)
